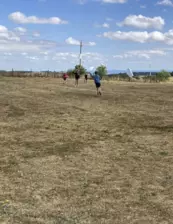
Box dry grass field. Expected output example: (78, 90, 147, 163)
(0, 77, 173, 224)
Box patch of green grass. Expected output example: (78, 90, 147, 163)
(159, 151, 168, 156)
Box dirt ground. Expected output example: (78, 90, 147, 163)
(0, 77, 173, 224)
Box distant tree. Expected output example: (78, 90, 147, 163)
(156, 70, 171, 82)
(67, 69, 74, 78)
(96, 65, 107, 78)
(74, 65, 86, 75)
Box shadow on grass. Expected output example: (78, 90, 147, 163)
(139, 125, 173, 132)
(0, 155, 20, 174)
(7, 105, 25, 117)
(62, 90, 132, 104)
(22, 141, 83, 159)
(9, 213, 79, 224)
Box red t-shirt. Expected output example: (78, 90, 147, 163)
(63, 74, 68, 78)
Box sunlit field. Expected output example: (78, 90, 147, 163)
(0, 77, 173, 224)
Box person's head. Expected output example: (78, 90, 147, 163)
(95, 71, 98, 75)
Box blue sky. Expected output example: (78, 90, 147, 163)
(0, 0, 173, 71)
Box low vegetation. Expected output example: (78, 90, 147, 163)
(1, 67, 173, 84)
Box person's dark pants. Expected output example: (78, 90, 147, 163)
(95, 83, 101, 88)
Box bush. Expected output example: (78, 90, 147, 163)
(67, 69, 74, 78)
(96, 65, 107, 78)
(74, 65, 86, 76)
(67, 65, 86, 78)
(156, 70, 171, 82)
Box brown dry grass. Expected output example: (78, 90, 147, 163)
(0, 77, 173, 224)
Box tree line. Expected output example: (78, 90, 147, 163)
(66, 65, 107, 79)
(0, 65, 172, 83)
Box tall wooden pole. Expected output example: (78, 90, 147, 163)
(79, 41, 82, 66)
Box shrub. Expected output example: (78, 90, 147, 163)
(67, 69, 74, 78)
(156, 70, 171, 82)
(74, 65, 86, 76)
(96, 65, 107, 78)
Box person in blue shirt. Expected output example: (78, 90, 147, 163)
(91, 71, 102, 95)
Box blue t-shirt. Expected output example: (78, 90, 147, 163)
(94, 75, 101, 84)
(91, 73, 101, 84)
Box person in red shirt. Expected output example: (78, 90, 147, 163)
(62, 73, 68, 84)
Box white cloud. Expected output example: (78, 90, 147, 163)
(140, 5, 146, 8)
(103, 31, 149, 43)
(21, 52, 28, 56)
(102, 0, 127, 3)
(113, 55, 124, 59)
(0, 41, 54, 52)
(77, 0, 87, 4)
(156, 0, 173, 7)
(65, 37, 96, 46)
(56, 52, 71, 57)
(127, 49, 166, 59)
(0, 25, 20, 42)
(40, 51, 49, 55)
(82, 52, 102, 58)
(76, 0, 127, 4)
(87, 42, 96, 46)
(113, 49, 166, 60)
(103, 30, 173, 45)
(33, 32, 40, 37)
(51, 51, 105, 67)
(0, 25, 56, 53)
(106, 17, 113, 21)
(4, 52, 12, 56)
(65, 37, 80, 45)
(14, 27, 27, 35)
(52, 52, 79, 61)
(128, 61, 147, 64)
(14, 27, 27, 33)
(26, 56, 39, 61)
(89, 66, 95, 71)
(0, 24, 105, 70)
(102, 23, 110, 28)
(0, 25, 8, 33)
(118, 15, 165, 30)
(94, 22, 110, 28)
(8, 12, 68, 25)
(53, 52, 102, 60)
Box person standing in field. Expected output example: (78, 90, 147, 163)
(74, 69, 80, 87)
(84, 73, 88, 83)
(62, 73, 68, 84)
(91, 71, 102, 95)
